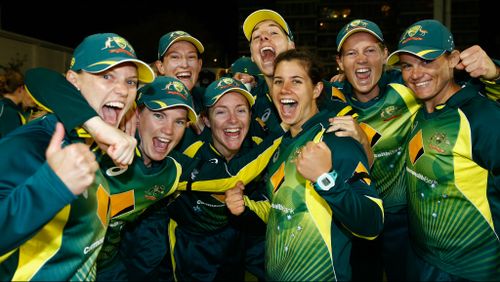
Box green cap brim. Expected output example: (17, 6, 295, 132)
(337, 28, 384, 52)
(387, 46, 446, 65)
(159, 36, 204, 58)
(206, 87, 255, 108)
(85, 58, 155, 83)
(144, 101, 197, 123)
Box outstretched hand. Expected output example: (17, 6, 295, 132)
(46, 122, 99, 196)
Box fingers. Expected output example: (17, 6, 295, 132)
(46, 122, 65, 159)
(457, 45, 497, 79)
(330, 73, 345, 83)
(225, 183, 246, 216)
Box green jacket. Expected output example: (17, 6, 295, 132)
(0, 114, 110, 281)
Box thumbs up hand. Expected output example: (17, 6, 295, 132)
(46, 122, 99, 196)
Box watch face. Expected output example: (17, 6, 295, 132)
(321, 177, 332, 186)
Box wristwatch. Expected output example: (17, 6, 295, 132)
(315, 170, 338, 191)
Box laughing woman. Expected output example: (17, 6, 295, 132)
(225, 49, 384, 281)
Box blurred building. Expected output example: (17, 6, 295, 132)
(236, 0, 490, 78)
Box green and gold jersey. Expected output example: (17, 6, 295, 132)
(168, 135, 273, 234)
(0, 114, 110, 281)
(97, 130, 282, 270)
(96, 150, 182, 269)
(406, 86, 500, 281)
(325, 70, 420, 212)
(264, 110, 384, 281)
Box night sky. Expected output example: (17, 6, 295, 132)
(0, 2, 241, 66)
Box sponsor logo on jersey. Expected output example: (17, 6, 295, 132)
(84, 236, 105, 255)
(261, 108, 272, 122)
(190, 168, 199, 181)
(272, 147, 280, 163)
(409, 130, 424, 164)
(359, 122, 382, 147)
(106, 166, 128, 177)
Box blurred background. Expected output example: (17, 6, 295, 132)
(0, 0, 495, 80)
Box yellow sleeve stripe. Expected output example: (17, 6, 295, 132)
(178, 137, 282, 193)
(243, 196, 270, 223)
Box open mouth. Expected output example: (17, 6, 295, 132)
(260, 46, 276, 62)
(176, 72, 192, 82)
(355, 68, 371, 80)
(280, 98, 298, 118)
(224, 128, 241, 138)
(102, 101, 124, 126)
(153, 136, 171, 153)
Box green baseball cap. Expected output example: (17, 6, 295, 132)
(336, 19, 384, 52)
(70, 33, 155, 84)
(387, 19, 454, 65)
(137, 76, 197, 123)
(243, 9, 293, 42)
(229, 56, 261, 77)
(203, 77, 255, 109)
(158, 31, 204, 59)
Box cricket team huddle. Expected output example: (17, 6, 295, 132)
(0, 8, 499, 282)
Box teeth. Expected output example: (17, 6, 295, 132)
(224, 128, 240, 133)
(356, 68, 369, 73)
(281, 99, 296, 104)
(415, 81, 429, 87)
(176, 72, 191, 78)
(106, 102, 124, 109)
(157, 137, 170, 143)
(260, 46, 275, 54)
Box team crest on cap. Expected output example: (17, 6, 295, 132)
(345, 20, 369, 32)
(400, 25, 428, 44)
(163, 81, 188, 99)
(217, 77, 238, 88)
(170, 31, 188, 39)
(102, 36, 135, 56)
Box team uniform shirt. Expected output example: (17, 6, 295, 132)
(166, 135, 271, 281)
(406, 85, 500, 281)
(22, 68, 285, 280)
(326, 70, 420, 212)
(95, 149, 182, 272)
(261, 110, 384, 281)
(0, 98, 26, 138)
(92, 131, 282, 281)
(0, 114, 110, 281)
